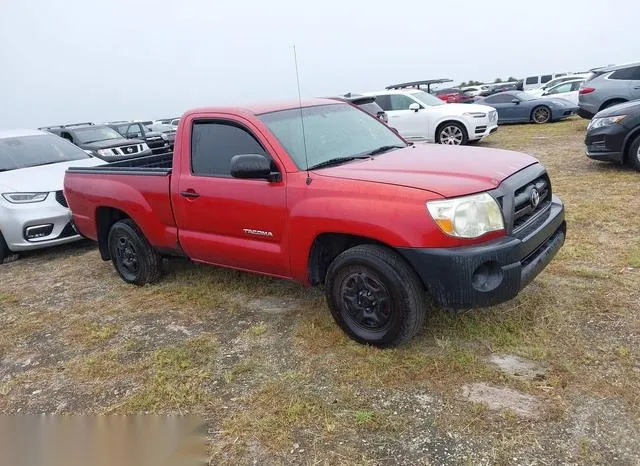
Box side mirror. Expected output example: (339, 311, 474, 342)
(511, 99, 520, 104)
(408, 103, 420, 112)
(230, 154, 279, 181)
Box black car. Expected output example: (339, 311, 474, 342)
(146, 123, 177, 149)
(332, 94, 388, 123)
(39, 123, 152, 162)
(106, 121, 170, 155)
(585, 100, 640, 170)
(479, 83, 521, 97)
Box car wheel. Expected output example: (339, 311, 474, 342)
(0, 232, 10, 264)
(324, 244, 427, 347)
(532, 106, 551, 124)
(436, 122, 468, 145)
(107, 219, 162, 285)
(628, 134, 640, 172)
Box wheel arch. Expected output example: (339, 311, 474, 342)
(95, 207, 132, 260)
(307, 233, 399, 286)
(434, 119, 470, 142)
(622, 127, 640, 163)
(599, 98, 627, 112)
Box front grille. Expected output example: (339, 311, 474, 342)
(55, 190, 68, 208)
(121, 144, 140, 155)
(512, 175, 551, 231)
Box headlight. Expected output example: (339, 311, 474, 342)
(588, 115, 626, 130)
(97, 148, 115, 157)
(2, 192, 49, 204)
(463, 112, 487, 118)
(426, 193, 504, 238)
(161, 133, 168, 140)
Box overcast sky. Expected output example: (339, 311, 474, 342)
(0, 0, 638, 128)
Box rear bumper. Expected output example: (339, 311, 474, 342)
(398, 196, 565, 308)
(578, 108, 595, 120)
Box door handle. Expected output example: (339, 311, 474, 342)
(180, 190, 200, 199)
(634, 86, 640, 89)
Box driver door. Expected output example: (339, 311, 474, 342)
(376, 94, 430, 141)
(486, 93, 519, 122)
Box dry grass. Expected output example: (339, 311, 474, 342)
(1, 117, 639, 463)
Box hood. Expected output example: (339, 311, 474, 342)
(0, 157, 104, 193)
(429, 103, 495, 116)
(83, 138, 143, 149)
(595, 99, 640, 118)
(313, 144, 538, 198)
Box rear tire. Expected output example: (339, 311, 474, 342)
(107, 219, 162, 285)
(324, 244, 427, 347)
(531, 106, 551, 124)
(627, 134, 640, 171)
(436, 122, 468, 145)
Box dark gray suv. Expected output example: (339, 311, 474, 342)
(578, 62, 640, 119)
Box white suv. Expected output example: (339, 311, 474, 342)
(362, 89, 498, 145)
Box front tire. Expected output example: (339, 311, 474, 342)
(436, 122, 468, 145)
(324, 244, 427, 347)
(107, 219, 162, 285)
(627, 134, 640, 171)
(0, 232, 12, 264)
(532, 106, 551, 124)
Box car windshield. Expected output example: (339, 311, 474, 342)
(73, 126, 123, 144)
(259, 103, 406, 170)
(409, 90, 445, 107)
(0, 134, 90, 171)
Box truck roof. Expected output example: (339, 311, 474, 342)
(186, 98, 341, 117)
(0, 129, 47, 139)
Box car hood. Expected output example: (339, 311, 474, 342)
(0, 157, 105, 193)
(595, 99, 640, 117)
(313, 144, 538, 198)
(428, 103, 495, 115)
(83, 138, 143, 149)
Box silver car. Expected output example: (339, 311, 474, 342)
(578, 62, 640, 119)
(0, 129, 104, 263)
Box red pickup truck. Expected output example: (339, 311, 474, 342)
(64, 98, 566, 347)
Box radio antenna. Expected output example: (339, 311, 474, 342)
(293, 45, 311, 185)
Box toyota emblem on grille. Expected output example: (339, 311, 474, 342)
(530, 188, 540, 209)
(126, 147, 133, 153)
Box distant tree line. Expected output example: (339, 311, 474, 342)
(458, 77, 519, 87)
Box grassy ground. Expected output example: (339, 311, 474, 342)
(1, 118, 639, 464)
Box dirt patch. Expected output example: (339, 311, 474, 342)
(487, 353, 548, 381)
(461, 382, 542, 419)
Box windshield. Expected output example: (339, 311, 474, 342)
(409, 90, 445, 107)
(148, 124, 176, 133)
(259, 104, 406, 170)
(0, 134, 90, 171)
(73, 126, 123, 144)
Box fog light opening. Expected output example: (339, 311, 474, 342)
(471, 261, 504, 292)
(24, 224, 54, 241)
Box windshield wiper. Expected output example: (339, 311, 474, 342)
(309, 155, 370, 170)
(366, 145, 406, 156)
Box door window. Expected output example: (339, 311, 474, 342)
(547, 82, 573, 94)
(485, 93, 515, 104)
(191, 121, 267, 177)
(126, 124, 143, 138)
(388, 94, 417, 110)
(525, 77, 538, 85)
(610, 66, 640, 80)
(540, 75, 553, 84)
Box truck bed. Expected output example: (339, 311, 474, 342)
(67, 152, 173, 175)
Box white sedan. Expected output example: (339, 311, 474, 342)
(537, 79, 584, 105)
(361, 89, 498, 145)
